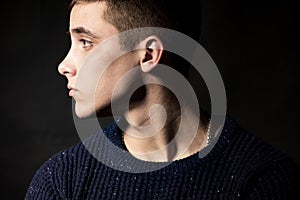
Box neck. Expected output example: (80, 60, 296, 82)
(122, 84, 209, 162)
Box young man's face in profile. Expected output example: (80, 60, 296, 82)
(58, 2, 142, 118)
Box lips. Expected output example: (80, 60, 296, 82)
(67, 85, 78, 97)
(69, 89, 77, 96)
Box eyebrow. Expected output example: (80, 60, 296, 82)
(69, 26, 99, 39)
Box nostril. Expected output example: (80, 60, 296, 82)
(58, 63, 66, 75)
(58, 54, 76, 76)
(59, 65, 76, 77)
(58, 62, 74, 76)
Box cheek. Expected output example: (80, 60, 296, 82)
(94, 64, 121, 98)
(77, 52, 139, 115)
(93, 60, 136, 108)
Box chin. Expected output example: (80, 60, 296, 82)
(74, 103, 97, 119)
(74, 102, 113, 119)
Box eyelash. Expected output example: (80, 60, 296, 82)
(79, 39, 93, 49)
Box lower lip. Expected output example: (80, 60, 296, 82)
(69, 89, 77, 96)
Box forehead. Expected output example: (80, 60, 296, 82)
(70, 2, 118, 36)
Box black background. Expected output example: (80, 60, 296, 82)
(0, 0, 299, 199)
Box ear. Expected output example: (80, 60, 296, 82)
(138, 36, 163, 73)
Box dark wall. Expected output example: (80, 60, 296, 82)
(0, 0, 299, 199)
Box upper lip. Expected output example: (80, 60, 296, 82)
(67, 84, 77, 91)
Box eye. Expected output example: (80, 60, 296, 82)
(79, 39, 93, 49)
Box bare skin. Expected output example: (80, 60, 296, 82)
(58, 2, 209, 162)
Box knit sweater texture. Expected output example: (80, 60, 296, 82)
(25, 117, 299, 199)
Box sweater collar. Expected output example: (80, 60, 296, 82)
(98, 115, 238, 173)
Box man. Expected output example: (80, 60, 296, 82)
(26, 0, 299, 199)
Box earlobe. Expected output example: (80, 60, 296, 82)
(139, 36, 164, 73)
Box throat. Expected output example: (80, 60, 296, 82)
(121, 83, 209, 162)
(122, 113, 209, 162)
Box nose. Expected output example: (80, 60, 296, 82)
(58, 52, 76, 77)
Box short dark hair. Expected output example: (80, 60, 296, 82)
(70, 0, 202, 42)
(69, 0, 202, 75)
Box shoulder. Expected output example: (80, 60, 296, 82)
(222, 117, 300, 199)
(218, 116, 296, 166)
(25, 152, 59, 199)
(25, 123, 118, 199)
(229, 120, 298, 170)
(25, 141, 89, 199)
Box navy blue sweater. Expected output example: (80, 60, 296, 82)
(25, 117, 299, 199)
